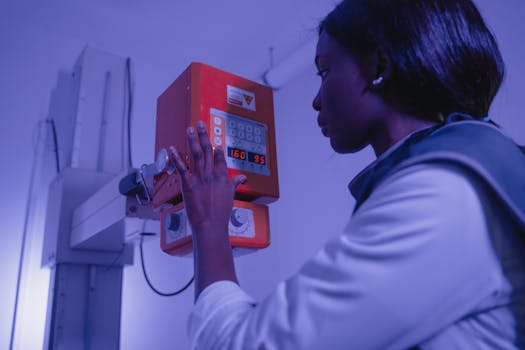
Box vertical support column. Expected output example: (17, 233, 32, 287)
(44, 264, 123, 350)
(39, 46, 133, 349)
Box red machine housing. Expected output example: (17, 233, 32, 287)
(154, 62, 279, 255)
(154, 62, 279, 207)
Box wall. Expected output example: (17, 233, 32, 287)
(0, 0, 523, 349)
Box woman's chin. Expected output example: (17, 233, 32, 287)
(330, 137, 366, 154)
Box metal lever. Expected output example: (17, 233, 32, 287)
(141, 148, 175, 178)
(119, 148, 175, 205)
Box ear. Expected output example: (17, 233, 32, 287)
(364, 48, 392, 90)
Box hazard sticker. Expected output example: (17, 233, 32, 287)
(227, 85, 256, 111)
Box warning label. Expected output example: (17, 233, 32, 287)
(227, 85, 256, 111)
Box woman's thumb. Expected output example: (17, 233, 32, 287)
(232, 174, 247, 189)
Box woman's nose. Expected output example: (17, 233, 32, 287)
(312, 91, 321, 111)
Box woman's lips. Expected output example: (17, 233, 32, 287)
(318, 116, 329, 136)
(320, 125, 329, 136)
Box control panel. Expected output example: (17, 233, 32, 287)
(161, 200, 270, 256)
(210, 108, 269, 176)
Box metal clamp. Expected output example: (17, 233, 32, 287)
(119, 148, 175, 205)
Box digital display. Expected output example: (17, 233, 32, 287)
(228, 147, 247, 160)
(228, 147, 266, 165)
(248, 152, 266, 165)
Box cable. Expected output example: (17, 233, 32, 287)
(48, 119, 61, 173)
(124, 58, 192, 296)
(9, 119, 61, 349)
(126, 57, 133, 168)
(9, 139, 40, 350)
(139, 234, 194, 297)
(31, 120, 60, 171)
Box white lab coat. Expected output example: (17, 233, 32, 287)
(188, 163, 525, 349)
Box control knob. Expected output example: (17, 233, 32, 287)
(230, 208, 249, 228)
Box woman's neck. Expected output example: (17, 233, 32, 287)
(371, 112, 439, 157)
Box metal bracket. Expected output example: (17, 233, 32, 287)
(120, 148, 175, 205)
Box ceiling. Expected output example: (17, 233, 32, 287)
(2, 0, 338, 79)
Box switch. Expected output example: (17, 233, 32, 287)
(165, 213, 181, 232)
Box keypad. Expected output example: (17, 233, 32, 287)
(210, 108, 270, 176)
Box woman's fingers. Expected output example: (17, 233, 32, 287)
(169, 145, 192, 190)
(171, 121, 244, 189)
(231, 174, 247, 189)
(196, 121, 214, 180)
(213, 146, 228, 177)
(187, 122, 215, 181)
(187, 125, 205, 178)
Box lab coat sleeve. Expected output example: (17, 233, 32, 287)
(188, 164, 503, 350)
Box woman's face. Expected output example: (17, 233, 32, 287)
(313, 31, 382, 153)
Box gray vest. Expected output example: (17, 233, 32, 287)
(349, 116, 525, 232)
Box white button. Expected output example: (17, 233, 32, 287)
(246, 125, 253, 133)
(238, 131, 245, 139)
(214, 137, 222, 146)
(238, 123, 245, 131)
(254, 128, 261, 135)
(254, 136, 261, 143)
(228, 120, 236, 129)
(214, 117, 222, 125)
(214, 127, 222, 135)
(246, 134, 254, 141)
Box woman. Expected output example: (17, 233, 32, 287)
(170, 0, 525, 348)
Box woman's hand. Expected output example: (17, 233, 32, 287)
(170, 121, 246, 238)
(169, 121, 246, 299)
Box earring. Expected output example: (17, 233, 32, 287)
(372, 76, 384, 86)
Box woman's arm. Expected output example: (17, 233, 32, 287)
(170, 121, 246, 300)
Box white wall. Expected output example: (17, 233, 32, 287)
(0, 0, 523, 349)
